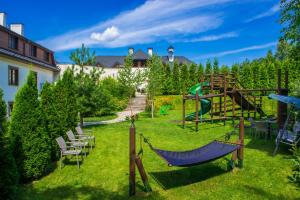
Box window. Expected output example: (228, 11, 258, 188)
(43, 51, 50, 62)
(8, 102, 14, 116)
(30, 45, 37, 57)
(8, 66, 19, 86)
(8, 35, 18, 50)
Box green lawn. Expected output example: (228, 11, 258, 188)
(18, 96, 299, 200)
(82, 114, 118, 122)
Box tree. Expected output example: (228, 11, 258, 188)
(197, 63, 204, 82)
(70, 44, 103, 127)
(0, 89, 19, 200)
(188, 63, 197, 87)
(146, 54, 163, 118)
(180, 63, 189, 93)
(9, 72, 50, 181)
(161, 64, 172, 95)
(213, 58, 219, 74)
(231, 63, 240, 76)
(172, 60, 181, 94)
(280, 0, 300, 60)
(70, 44, 96, 73)
(275, 39, 292, 60)
(118, 55, 145, 111)
(220, 65, 230, 74)
(205, 59, 212, 75)
(40, 70, 78, 161)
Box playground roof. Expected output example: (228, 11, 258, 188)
(269, 94, 300, 109)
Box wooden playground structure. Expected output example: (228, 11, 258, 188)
(182, 69, 289, 131)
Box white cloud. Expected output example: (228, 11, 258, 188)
(40, 0, 233, 51)
(198, 41, 277, 59)
(90, 26, 120, 42)
(177, 31, 238, 43)
(245, 3, 280, 23)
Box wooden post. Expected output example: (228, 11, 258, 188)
(232, 89, 235, 123)
(224, 75, 227, 125)
(277, 69, 288, 129)
(183, 94, 186, 128)
(135, 156, 152, 192)
(129, 121, 136, 196)
(238, 117, 244, 168)
(196, 91, 199, 132)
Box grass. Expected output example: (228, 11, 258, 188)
(18, 96, 299, 200)
(82, 114, 118, 122)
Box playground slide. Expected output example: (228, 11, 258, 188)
(228, 91, 265, 116)
(185, 83, 212, 121)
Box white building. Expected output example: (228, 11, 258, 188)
(0, 12, 59, 115)
(58, 46, 193, 80)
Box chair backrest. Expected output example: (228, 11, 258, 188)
(76, 126, 83, 135)
(66, 130, 75, 141)
(293, 121, 300, 134)
(255, 121, 268, 132)
(56, 136, 66, 151)
(248, 118, 255, 128)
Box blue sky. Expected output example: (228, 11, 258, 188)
(1, 0, 281, 65)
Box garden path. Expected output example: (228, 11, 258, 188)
(83, 93, 146, 126)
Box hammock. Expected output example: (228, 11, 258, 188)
(151, 141, 240, 167)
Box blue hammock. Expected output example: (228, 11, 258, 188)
(152, 141, 240, 167)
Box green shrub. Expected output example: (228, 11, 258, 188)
(0, 89, 19, 200)
(40, 70, 78, 161)
(290, 145, 300, 186)
(9, 72, 51, 181)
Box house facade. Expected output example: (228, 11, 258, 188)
(0, 12, 59, 115)
(58, 46, 194, 79)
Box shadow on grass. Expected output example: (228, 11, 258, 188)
(149, 163, 228, 190)
(19, 184, 165, 200)
(242, 185, 289, 199)
(245, 135, 292, 157)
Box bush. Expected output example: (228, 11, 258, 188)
(40, 70, 78, 161)
(290, 145, 300, 187)
(9, 72, 51, 181)
(0, 89, 19, 200)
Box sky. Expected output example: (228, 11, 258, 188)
(1, 0, 281, 65)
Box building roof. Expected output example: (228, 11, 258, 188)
(96, 56, 126, 68)
(133, 49, 148, 60)
(162, 56, 194, 65)
(96, 49, 194, 68)
(0, 25, 54, 53)
(0, 48, 59, 71)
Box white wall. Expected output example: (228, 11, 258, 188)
(58, 64, 147, 80)
(0, 56, 57, 107)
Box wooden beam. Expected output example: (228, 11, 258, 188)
(129, 122, 136, 196)
(135, 156, 152, 192)
(238, 117, 244, 168)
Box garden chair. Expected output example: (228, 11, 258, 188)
(248, 118, 269, 139)
(273, 121, 300, 156)
(56, 136, 83, 169)
(75, 126, 95, 150)
(66, 130, 89, 157)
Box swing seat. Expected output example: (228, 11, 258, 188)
(152, 141, 240, 167)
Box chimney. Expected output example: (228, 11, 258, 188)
(128, 47, 134, 55)
(167, 45, 174, 62)
(147, 48, 153, 57)
(0, 12, 6, 27)
(10, 23, 24, 36)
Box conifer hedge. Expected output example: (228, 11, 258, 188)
(0, 89, 19, 199)
(9, 72, 51, 181)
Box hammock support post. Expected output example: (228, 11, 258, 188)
(129, 121, 136, 196)
(238, 117, 244, 168)
(129, 117, 152, 197)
